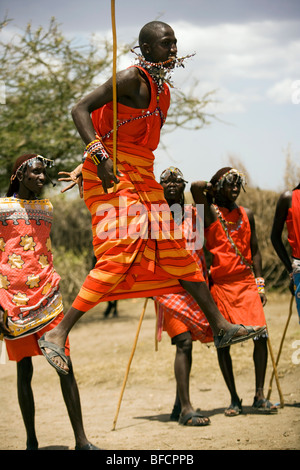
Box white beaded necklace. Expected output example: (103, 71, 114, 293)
(131, 49, 195, 91)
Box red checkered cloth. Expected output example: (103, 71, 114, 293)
(154, 205, 213, 343)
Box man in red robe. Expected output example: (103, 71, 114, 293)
(271, 183, 300, 321)
(191, 168, 277, 415)
(154, 167, 213, 427)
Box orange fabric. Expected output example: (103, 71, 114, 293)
(91, 66, 169, 151)
(72, 68, 203, 312)
(286, 189, 300, 259)
(205, 206, 266, 326)
(5, 312, 70, 362)
(154, 206, 213, 343)
(210, 274, 265, 326)
(162, 310, 191, 339)
(205, 206, 253, 282)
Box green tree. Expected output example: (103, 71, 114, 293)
(0, 17, 121, 191)
(0, 18, 216, 193)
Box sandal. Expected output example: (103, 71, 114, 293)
(214, 324, 266, 348)
(252, 397, 278, 413)
(179, 411, 210, 427)
(224, 399, 243, 417)
(38, 335, 70, 375)
(75, 443, 100, 450)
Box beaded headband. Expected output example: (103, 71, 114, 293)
(215, 169, 246, 191)
(160, 166, 188, 183)
(11, 155, 54, 182)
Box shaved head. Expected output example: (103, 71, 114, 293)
(139, 21, 174, 57)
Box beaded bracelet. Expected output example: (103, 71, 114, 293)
(255, 277, 265, 294)
(86, 138, 102, 153)
(85, 139, 109, 165)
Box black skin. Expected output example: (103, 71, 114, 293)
(0, 161, 47, 334)
(59, 22, 178, 196)
(191, 177, 277, 414)
(41, 22, 263, 375)
(271, 189, 295, 295)
(0, 161, 94, 450)
(160, 173, 210, 425)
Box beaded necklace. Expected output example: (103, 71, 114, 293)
(101, 105, 164, 141)
(214, 204, 252, 270)
(101, 51, 194, 141)
(131, 49, 195, 91)
(213, 205, 243, 232)
(213, 204, 253, 270)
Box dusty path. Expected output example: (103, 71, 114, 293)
(0, 293, 299, 451)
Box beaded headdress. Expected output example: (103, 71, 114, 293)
(213, 168, 246, 192)
(7, 154, 54, 197)
(160, 166, 188, 183)
(11, 155, 54, 182)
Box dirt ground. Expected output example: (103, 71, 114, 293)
(0, 292, 299, 452)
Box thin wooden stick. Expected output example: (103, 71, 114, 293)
(155, 305, 158, 351)
(112, 298, 148, 431)
(267, 336, 284, 407)
(267, 295, 294, 401)
(111, 0, 117, 190)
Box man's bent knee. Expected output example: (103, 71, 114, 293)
(172, 331, 192, 353)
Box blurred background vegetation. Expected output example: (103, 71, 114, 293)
(1, 18, 299, 308)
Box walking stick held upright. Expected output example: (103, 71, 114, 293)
(111, 0, 118, 191)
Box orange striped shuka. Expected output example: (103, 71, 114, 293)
(205, 206, 266, 327)
(72, 67, 204, 312)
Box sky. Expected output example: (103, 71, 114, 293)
(1, 0, 300, 191)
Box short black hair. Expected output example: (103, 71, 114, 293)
(139, 21, 172, 54)
(6, 153, 38, 197)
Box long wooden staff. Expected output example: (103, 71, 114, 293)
(267, 295, 294, 401)
(267, 336, 284, 407)
(111, 0, 117, 190)
(112, 298, 149, 431)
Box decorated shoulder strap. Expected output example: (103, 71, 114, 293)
(214, 205, 253, 271)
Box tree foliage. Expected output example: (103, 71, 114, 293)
(0, 18, 216, 193)
(0, 18, 120, 190)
